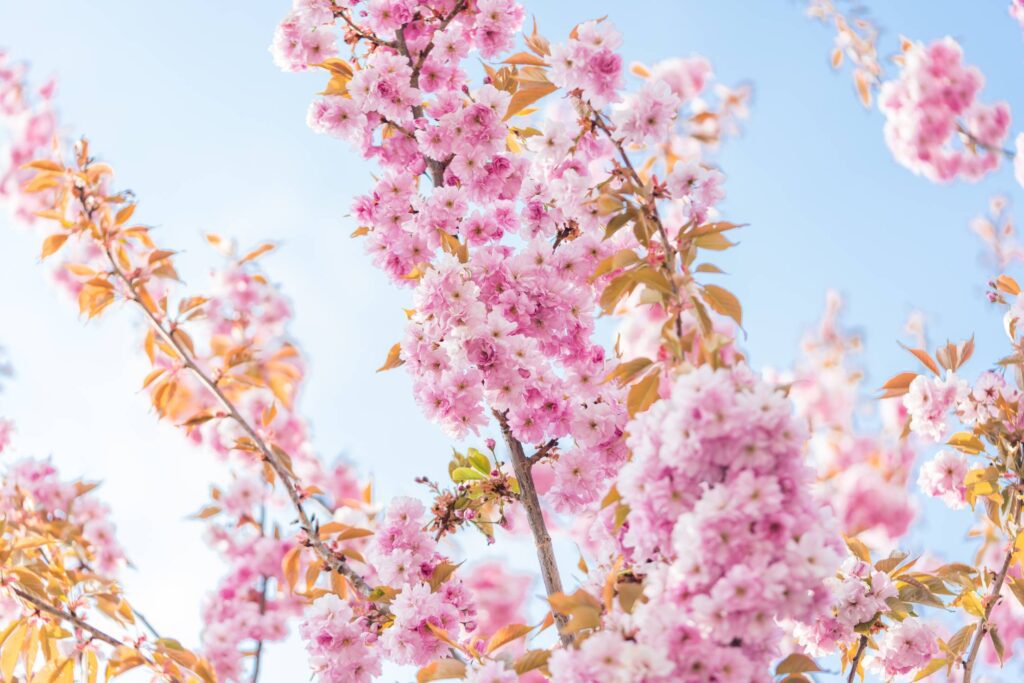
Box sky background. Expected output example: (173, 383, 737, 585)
(1, 1, 1022, 681)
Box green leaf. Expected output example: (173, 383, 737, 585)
(451, 467, 486, 482)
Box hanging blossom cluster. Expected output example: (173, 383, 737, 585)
(300, 497, 478, 681)
(553, 365, 843, 681)
(793, 555, 941, 678)
(777, 292, 917, 545)
(878, 37, 1011, 183)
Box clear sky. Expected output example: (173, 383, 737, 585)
(1, 1, 1022, 681)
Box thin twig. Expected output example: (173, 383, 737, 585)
(100, 244, 370, 595)
(250, 504, 270, 683)
(528, 439, 559, 465)
(12, 586, 124, 649)
(847, 634, 868, 683)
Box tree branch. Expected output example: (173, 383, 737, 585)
(98, 242, 370, 596)
(12, 587, 124, 649)
(589, 111, 686, 341)
(494, 411, 572, 647)
(847, 634, 867, 683)
(962, 493, 1019, 683)
(392, 7, 573, 648)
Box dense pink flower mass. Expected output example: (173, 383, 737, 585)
(879, 38, 1010, 183)
(602, 365, 842, 679)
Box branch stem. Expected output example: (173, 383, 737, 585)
(495, 411, 572, 647)
(12, 587, 124, 649)
(98, 238, 369, 596)
(847, 634, 868, 683)
(962, 490, 1019, 682)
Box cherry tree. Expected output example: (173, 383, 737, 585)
(0, 1, 1023, 682)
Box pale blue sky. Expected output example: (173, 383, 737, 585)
(1, 1, 1022, 680)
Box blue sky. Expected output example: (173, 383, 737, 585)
(1, 1, 1022, 680)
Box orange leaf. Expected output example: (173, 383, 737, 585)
(377, 342, 404, 372)
(41, 233, 69, 259)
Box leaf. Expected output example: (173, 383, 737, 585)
(945, 623, 976, 658)
(428, 562, 460, 592)
(626, 371, 660, 417)
(239, 243, 275, 264)
(913, 659, 948, 681)
(377, 342, 404, 372)
(879, 372, 918, 399)
(282, 545, 302, 592)
(514, 649, 551, 675)
(694, 232, 735, 250)
(990, 624, 1005, 664)
(996, 274, 1021, 295)
(503, 80, 557, 120)
(1, 622, 25, 681)
(503, 52, 549, 67)
(451, 467, 486, 482)
(416, 659, 466, 683)
(702, 284, 742, 326)
(775, 653, 821, 675)
(603, 357, 653, 387)
(599, 271, 639, 313)
(115, 204, 136, 225)
(900, 344, 941, 376)
(845, 535, 871, 563)
(40, 233, 69, 259)
(486, 623, 535, 654)
(1008, 577, 1024, 607)
(947, 432, 985, 455)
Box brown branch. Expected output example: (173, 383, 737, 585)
(528, 439, 558, 465)
(847, 634, 868, 683)
(589, 111, 686, 342)
(93, 236, 370, 596)
(12, 586, 124, 649)
(494, 411, 572, 647)
(962, 492, 1019, 683)
(412, 0, 469, 74)
(337, 10, 396, 48)
(394, 7, 573, 649)
(250, 503, 270, 683)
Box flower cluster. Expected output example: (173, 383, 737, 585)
(794, 556, 898, 656)
(782, 292, 917, 543)
(873, 617, 940, 678)
(0, 454, 126, 578)
(917, 449, 970, 509)
(270, 0, 337, 72)
(607, 365, 842, 677)
(879, 38, 1011, 183)
(300, 497, 477, 681)
(903, 371, 969, 442)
